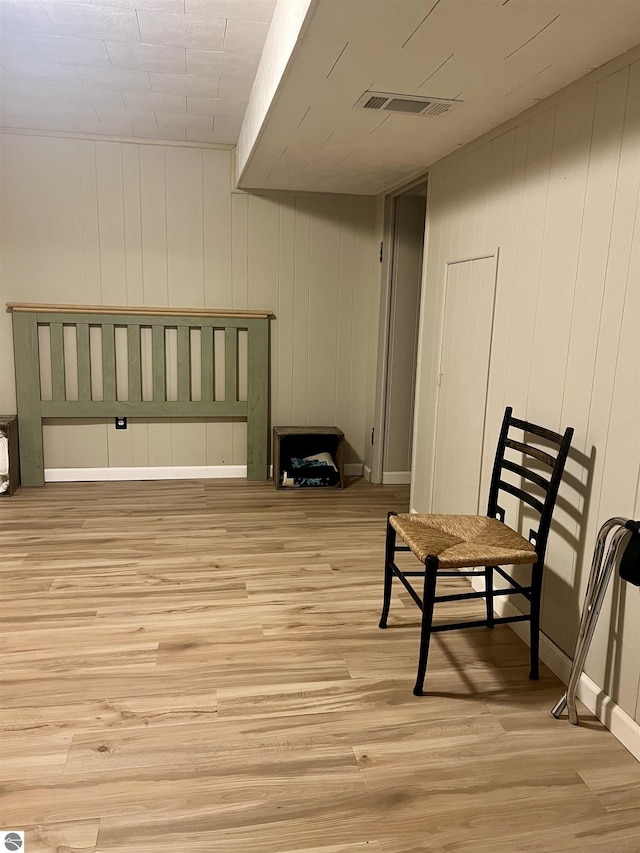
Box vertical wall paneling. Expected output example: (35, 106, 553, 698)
(306, 196, 340, 425)
(165, 146, 207, 466)
(122, 145, 144, 306)
(504, 109, 556, 415)
(203, 149, 233, 309)
(528, 87, 596, 650)
(478, 129, 518, 503)
(527, 86, 596, 426)
(276, 196, 296, 426)
(203, 151, 236, 465)
(412, 56, 640, 720)
(231, 193, 249, 309)
(166, 147, 204, 308)
(549, 67, 631, 655)
(575, 61, 640, 711)
(247, 194, 280, 423)
(291, 195, 311, 424)
(1, 136, 380, 473)
(139, 145, 168, 307)
(334, 201, 356, 453)
(47, 139, 86, 303)
(410, 169, 447, 512)
(348, 198, 377, 464)
(79, 142, 102, 305)
(95, 142, 127, 306)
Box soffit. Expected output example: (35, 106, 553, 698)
(238, 0, 640, 194)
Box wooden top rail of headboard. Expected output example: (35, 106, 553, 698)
(7, 303, 275, 319)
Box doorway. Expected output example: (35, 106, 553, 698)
(375, 180, 427, 485)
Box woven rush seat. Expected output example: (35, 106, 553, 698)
(390, 513, 537, 569)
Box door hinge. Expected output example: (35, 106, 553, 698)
(379, 241, 383, 262)
(437, 372, 443, 387)
(371, 427, 375, 445)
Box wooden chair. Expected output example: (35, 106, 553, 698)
(379, 406, 574, 696)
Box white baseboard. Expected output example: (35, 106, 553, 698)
(363, 465, 372, 482)
(345, 463, 364, 476)
(472, 577, 640, 760)
(45, 463, 364, 483)
(44, 465, 247, 482)
(382, 471, 411, 485)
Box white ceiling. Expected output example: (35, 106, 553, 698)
(238, 0, 640, 194)
(1, 1, 639, 194)
(0, 0, 277, 144)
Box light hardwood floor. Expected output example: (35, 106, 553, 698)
(1, 478, 639, 853)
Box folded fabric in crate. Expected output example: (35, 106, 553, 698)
(282, 451, 340, 487)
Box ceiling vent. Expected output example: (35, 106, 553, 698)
(355, 90, 462, 117)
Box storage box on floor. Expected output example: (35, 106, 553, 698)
(273, 427, 344, 489)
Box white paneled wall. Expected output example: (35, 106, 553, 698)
(412, 54, 640, 720)
(0, 135, 379, 469)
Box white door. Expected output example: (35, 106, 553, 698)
(432, 254, 497, 515)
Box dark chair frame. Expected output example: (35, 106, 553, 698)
(379, 406, 574, 696)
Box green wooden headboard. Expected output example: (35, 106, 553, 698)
(8, 303, 274, 486)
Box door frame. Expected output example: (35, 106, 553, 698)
(370, 175, 428, 484)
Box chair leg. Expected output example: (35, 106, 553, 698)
(379, 512, 397, 629)
(413, 556, 438, 696)
(529, 568, 542, 680)
(485, 565, 495, 628)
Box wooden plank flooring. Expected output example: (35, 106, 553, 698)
(0, 478, 639, 852)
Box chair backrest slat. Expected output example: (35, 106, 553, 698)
(505, 437, 555, 467)
(498, 479, 545, 515)
(509, 415, 565, 445)
(501, 458, 550, 492)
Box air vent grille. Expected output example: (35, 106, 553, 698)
(363, 95, 388, 110)
(386, 98, 426, 113)
(355, 90, 463, 117)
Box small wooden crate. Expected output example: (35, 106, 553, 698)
(273, 426, 344, 489)
(0, 415, 21, 496)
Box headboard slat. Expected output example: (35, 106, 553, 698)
(102, 324, 117, 403)
(225, 327, 238, 403)
(127, 325, 142, 402)
(50, 322, 66, 402)
(76, 323, 92, 402)
(176, 326, 191, 403)
(152, 325, 166, 403)
(200, 326, 214, 403)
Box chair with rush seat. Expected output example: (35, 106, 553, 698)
(379, 406, 574, 696)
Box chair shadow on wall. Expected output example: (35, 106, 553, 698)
(386, 441, 598, 701)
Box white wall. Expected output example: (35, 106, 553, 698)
(0, 135, 379, 470)
(412, 49, 640, 721)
